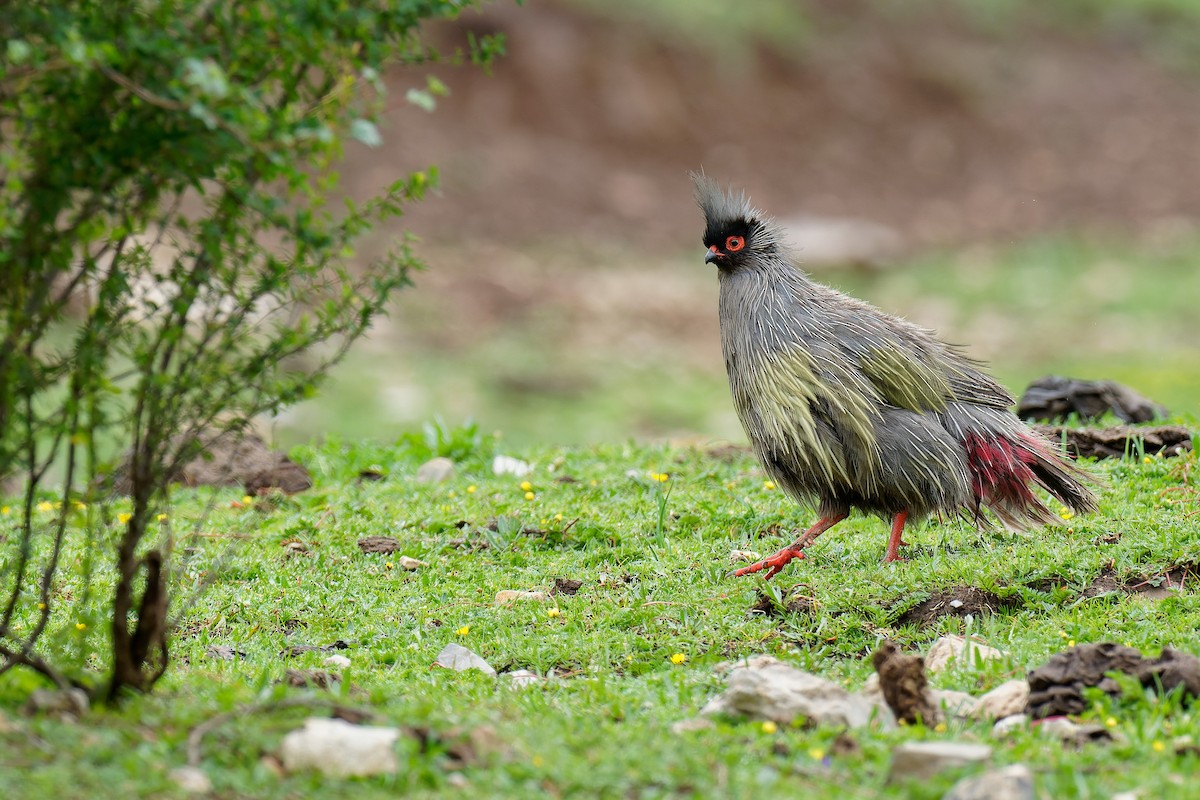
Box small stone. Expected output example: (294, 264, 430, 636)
(503, 669, 543, 688)
(942, 763, 1034, 800)
(434, 643, 496, 675)
(492, 455, 532, 477)
(495, 590, 548, 605)
(992, 714, 1029, 737)
(971, 680, 1030, 720)
(446, 773, 470, 789)
(730, 550, 762, 563)
(888, 742, 992, 783)
(397, 555, 427, 570)
(325, 654, 352, 668)
(278, 717, 402, 777)
(416, 457, 455, 483)
(926, 635, 1005, 673)
(671, 717, 716, 734)
(701, 656, 892, 729)
(933, 689, 978, 720)
(169, 766, 214, 794)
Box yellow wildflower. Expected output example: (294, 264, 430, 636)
(0, 506, 9, 515)
(520, 480, 533, 492)
(525, 491, 535, 501)
(242, 495, 253, 504)
(1105, 717, 1118, 728)
(808, 747, 825, 760)
(118, 512, 132, 524)
(555, 513, 563, 522)
(37, 501, 54, 513)
(1059, 508, 1074, 521)
(1068, 640, 1076, 647)
(385, 562, 394, 570)
(1153, 740, 1166, 753)
(37, 602, 45, 610)
(761, 721, 778, 734)
(456, 625, 470, 636)
(467, 485, 477, 494)
(156, 513, 168, 522)
(650, 472, 669, 482)
(670, 653, 687, 665)
(763, 481, 776, 490)
(934, 722, 948, 733)
(1143, 456, 1153, 464)
(548, 608, 561, 618)
(75, 622, 86, 631)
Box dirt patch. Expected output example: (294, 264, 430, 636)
(894, 586, 1022, 627)
(1027, 642, 1200, 718)
(553, 577, 583, 596)
(357, 536, 402, 555)
(749, 586, 817, 618)
(366, 1, 1200, 254)
(1036, 565, 1193, 599)
(110, 429, 312, 495)
(1032, 424, 1194, 460)
(1018, 375, 1167, 423)
(872, 640, 940, 726)
(282, 640, 350, 658)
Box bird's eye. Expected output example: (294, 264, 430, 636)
(725, 235, 745, 252)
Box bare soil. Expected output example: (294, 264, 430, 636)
(356, 0, 1200, 254)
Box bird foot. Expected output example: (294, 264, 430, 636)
(733, 547, 805, 580)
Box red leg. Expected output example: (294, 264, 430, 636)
(884, 509, 909, 563)
(734, 512, 848, 580)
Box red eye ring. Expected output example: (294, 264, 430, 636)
(725, 235, 745, 252)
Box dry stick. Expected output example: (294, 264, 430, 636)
(186, 697, 380, 768)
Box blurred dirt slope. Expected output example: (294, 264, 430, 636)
(354, 0, 1200, 254)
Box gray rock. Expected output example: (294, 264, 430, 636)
(701, 656, 893, 729)
(416, 457, 455, 483)
(942, 764, 1034, 800)
(971, 680, 1030, 720)
(992, 714, 1029, 738)
(502, 669, 543, 688)
(934, 689, 980, 720)
(278, 717, 401, 777)
(927, 635, 1005, 673)
(889, 742, 992, 783)
(169, 766, 214, 794)
(434, 643, 496, 675)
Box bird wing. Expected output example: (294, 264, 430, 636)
(812, 291, 1014, 414)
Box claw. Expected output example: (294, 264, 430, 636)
(733, 547, 806, 580)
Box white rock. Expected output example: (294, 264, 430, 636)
(416, 457, 455, 483)
(992, 714, 1030, 737)
(169, 766, 213, 794)
(503, 669, 543, 688)
(729, 550, 761, 563)
(942, 763, 1034, 800)
(888, 742, 992, 783)
(701, 657, 892, 729)
(494, 590, 549, 605)
(434, 643, 496, 675)
(324, 654, 352, 669)
(278, 717, 401, 777)
(971, 680, 1030, 721)
(492, 455, 532, 477)
(926, 635, 1005, 673)
(398, 556, 427, 570)
(934, 689, 979, 720)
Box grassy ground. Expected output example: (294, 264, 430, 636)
(2, 429, 1199, 798)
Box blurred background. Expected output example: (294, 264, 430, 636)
(272, 0, 1200, 447)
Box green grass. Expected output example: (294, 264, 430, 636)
(3, 431, 1199, 798)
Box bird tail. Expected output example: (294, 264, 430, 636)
(963, 430, 1098, 530)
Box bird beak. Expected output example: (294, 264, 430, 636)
(704, 245, 722, 264)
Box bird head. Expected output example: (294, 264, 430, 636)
(691, 172, 778, 269)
